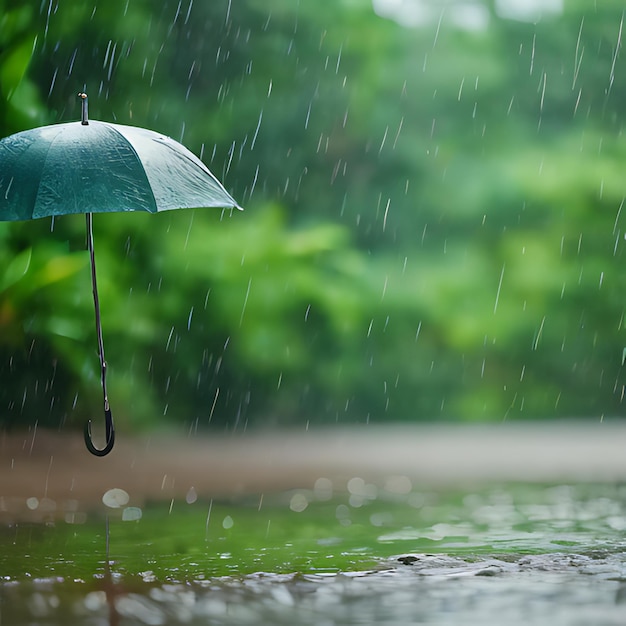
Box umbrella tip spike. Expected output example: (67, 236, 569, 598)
(78, 92, 89, 126)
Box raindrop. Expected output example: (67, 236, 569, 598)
(239, 277, 252, 326)
(107, 42, 117, 81)
(103, 40, 113, 69)
(26, 497, 39, 510)
(3, 176, 14, 199)
(313, 477, 333, 501)
(251, 109, 263, 150)
(381, 275, 388, 301)
(378, 126, 388, 153)
(102, 488, 130, 509)
(187, 307, 194, 331)
(382, 198, 390, 232)
(122, 507, 142, 521)
(208, 388, 220, 423)
(335, 503, 351, 526)
(165, 326, 175, 351)
(204, 500, 213, 540)
(458, 77, 465, 101)
(507, 95, 515, 116)
(538, 71, 547, 118)
(613, 199, 623, 234)
(336, 43, 343, 74)
(222, 515, 234, 529)
(573, 18, 585, 89)
(608, 14, 623, 93)
(289, 492, 309, 512)
(392, 117, 404, 149)
(184, 0, 194, 25)
(433, 10, 444, 47)
(494, 264, 505, 314)
(383, 316, 390, 332)
(249, 164, 260, 199)
(43, 0, 53, 39)
(169, 0, 183, 35)
(48, 68, 58, 97)
(532, 316, 546, 351)
(224, 140, 235, 177)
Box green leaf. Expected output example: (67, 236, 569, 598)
(31, 252, 88, 288)
(0, 35, 36, 97)
(0, 246, 31, 292)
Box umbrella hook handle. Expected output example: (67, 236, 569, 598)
(83, 212, 116, 456)
(84, 405, 115, 456)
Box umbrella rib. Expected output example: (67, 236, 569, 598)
(106, 122, 242, 211)
(158, 139, 241, 206)
(28, 126, 65, 220)
(101, 123, 159, 213)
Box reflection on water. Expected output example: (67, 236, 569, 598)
(2, 482, 626, 625)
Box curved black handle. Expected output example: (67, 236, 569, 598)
(84, 407, 115, 457)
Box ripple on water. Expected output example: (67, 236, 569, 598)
(2, 553, 626, 625)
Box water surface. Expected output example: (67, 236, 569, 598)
(2, 482, 626, 624)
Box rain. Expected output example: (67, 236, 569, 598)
(2, 0, 626, 624)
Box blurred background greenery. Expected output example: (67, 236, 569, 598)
(0, 0, 625, 433)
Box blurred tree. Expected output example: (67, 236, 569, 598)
(1, 0, 625, 431)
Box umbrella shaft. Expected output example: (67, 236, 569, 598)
(84, 213, 115, 456)
(86, 212, 109, 406)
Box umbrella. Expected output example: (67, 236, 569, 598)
(0, 93, 241, 456)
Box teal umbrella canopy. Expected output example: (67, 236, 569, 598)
(0, 95, 241, 457)
(0, 120, 241, 220)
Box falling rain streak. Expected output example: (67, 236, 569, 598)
(494, 265, 505, 315)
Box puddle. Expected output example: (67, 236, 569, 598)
(2, 555, 626, 625)
(2, 482, 626, 624)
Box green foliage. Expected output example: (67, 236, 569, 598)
(0, 1, 48, 132)
(0, 0, 625, 430)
